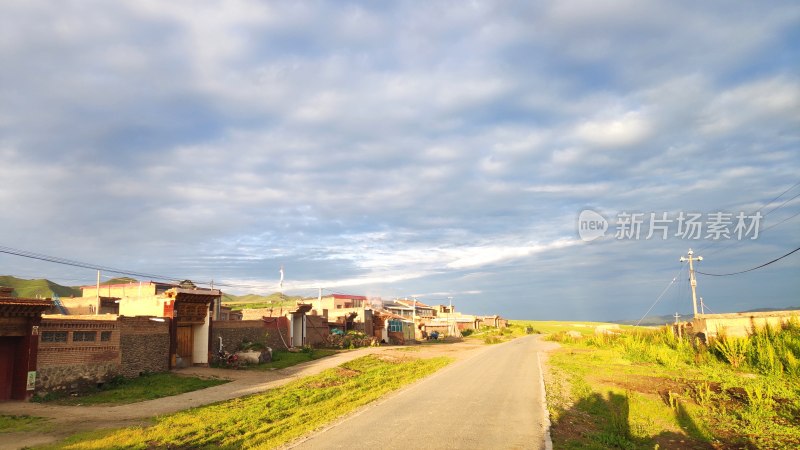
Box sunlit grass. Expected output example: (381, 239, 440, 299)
(0, 415, 51, 434)
(250, 348, 339, 370)
(545, 323, 800, 449)
(33, 373, 228, 406)
(42, 355, 451, 450)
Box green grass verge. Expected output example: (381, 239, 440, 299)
(41, 354, 451, 450)
(543, 323, 800, 449)
(0, 415, 51, 434)
(250, 349, 339, 370)
(33, 373, 228, 406)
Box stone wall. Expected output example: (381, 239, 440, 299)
(118, 316, 171, 377)
(212, 318, 290, 354)
(37, 317, 120, 393)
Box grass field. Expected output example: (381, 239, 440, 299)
(0, 415, 51, 434)
(0, 275, 81, 298)
(540, 321, 800, 449)
(33, 373, 228, 406)
(41, 354, 451, 450)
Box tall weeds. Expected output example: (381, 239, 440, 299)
(569, 319, 800, 379)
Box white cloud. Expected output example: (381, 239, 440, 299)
(576, 111, 652, 148)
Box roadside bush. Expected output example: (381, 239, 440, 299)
(461, 329, 473, 337)
(483, 335, 501, 344)
(323, 331, 375, 349)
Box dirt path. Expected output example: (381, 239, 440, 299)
(0, 340, 486, 449)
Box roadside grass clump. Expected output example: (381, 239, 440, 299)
(0, 415, 51, 434)
(45, 355, 451, 450)
(251, 348, 339, 371)
(32, 373, 228, 406)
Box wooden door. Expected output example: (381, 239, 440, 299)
(176, 326, 193, 362)
(0, 338, 17, 400)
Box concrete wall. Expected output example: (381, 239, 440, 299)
(694, 311, 800, 338)
(37, 317, 120, 393)
(82, 283, 159, 299)
(118, 316, 170, 377)
(240, 308, 283, 321)
(192, 313, 210, 364)
(118, 295, 171, 317)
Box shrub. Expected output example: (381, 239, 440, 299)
(714, 336, 749, 368)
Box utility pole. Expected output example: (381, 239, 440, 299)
(95, 270, 101, 315)
(447, 296, 453, 337)
(679, 248, 703, 317)
(411, 296, 417, 342)
(699, 297, 705, 314)
(673, 312, 682, 338)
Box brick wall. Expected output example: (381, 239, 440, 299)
(212, 318, 290, 354)
(37, 317, 120, 393)
(118, 316, 171, 377)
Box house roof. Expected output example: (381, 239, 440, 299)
(331, 294, 367, 300)
(0, 297, 54, 317)
(80, 281, 176, 289)
(382, 300, 413, 310)
(376, 309, 413, 322)
(396, 299, 434, 308)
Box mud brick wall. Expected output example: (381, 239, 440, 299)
(37, 318, 120, 393)
(118, 316, 171, 377)
(213, 318, 290, 354)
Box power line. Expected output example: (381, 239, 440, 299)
(694, 179, 800, 254)
(697, 245, 800, 277)
(0, 245, 183, 282)
(0, 244, 294, 292)
(635, 263, 685, 326)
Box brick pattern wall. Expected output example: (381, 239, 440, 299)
(212, 318, 290, 354)
(37, 318, 120, 393)
(118, 316, 171, 377)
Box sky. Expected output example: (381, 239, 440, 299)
(1, 0, 798, 321)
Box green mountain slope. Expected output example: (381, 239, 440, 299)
(222, 292, 309, 310)
(0, 275, 81, 298)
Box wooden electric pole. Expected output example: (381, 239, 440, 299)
(680, 249, 703, 317)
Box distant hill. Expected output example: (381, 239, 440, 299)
(222, 292, 309, 310)
(0, 275, 317, 304)
(0, 275, 81, 298)
(100, 277, 139, 285)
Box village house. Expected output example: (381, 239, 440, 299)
(0, 286, 52, 401)
(308, 294, 374, 336)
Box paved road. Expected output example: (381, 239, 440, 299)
(292, 335, 554, 450)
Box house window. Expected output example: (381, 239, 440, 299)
(100, 331, 112, 341)
(388, 320, 403, 332)
(73, 331, 97, 342)
(41, 331, 67, 342)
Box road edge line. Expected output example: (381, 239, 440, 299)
(538, 351, 554, 450)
